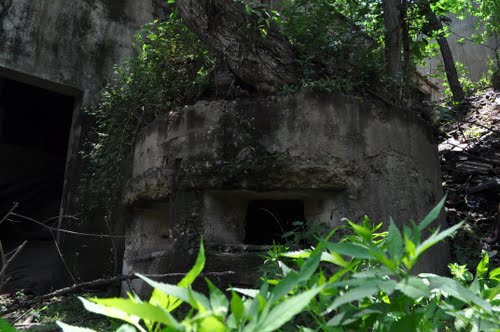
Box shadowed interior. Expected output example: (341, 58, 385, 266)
(244, 199, 305, 245)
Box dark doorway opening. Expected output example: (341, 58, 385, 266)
(244, 199, 305, 245)
(0, 76, 74, 239)
(0, 76, 75, 292)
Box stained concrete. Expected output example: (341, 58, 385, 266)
(0, 0, 167, 289)
(123, 93, 449, 292)
(0, 0, 165, 103)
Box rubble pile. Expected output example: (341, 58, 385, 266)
(439, 88, 500, 267)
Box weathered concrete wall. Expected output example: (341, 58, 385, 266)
(123, 93, 449, 293)
(0, 0, 164, 103)
(0, 0, 166, 285)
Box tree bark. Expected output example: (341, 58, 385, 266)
(382, 0, 402, 77)
(176, 0, 299, 92)
(401, 0, 411, 102)
(425, 9, 465, 103)
(436, 35, 465, 102)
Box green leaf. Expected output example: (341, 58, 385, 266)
(391, 314, 419, 331)
(348, 221, 372, 241)
(475, 251, 489, 279)
(327, 306, 384, 326)
(245, 4, 253, 15)
(321, 251, 349, 267)
(418, 196, 446, 231)
(268, 270, 300, 302)
(352, 266, 395, 279)
(149, 240, 205, 311)
(386, 219, 403, 260)
(421, 274, 492, 312)
(138, 274, 209, 312)
(271, 247, 322, 301)
(78, 297, 142, 331)
(256, 286, 323, 332)
(415, 221, 464, 258)
(324, 280, 394, 313)
(229, 287, 259, 298)
(179, 240, 205, 288)
(325, 242, 372, 259)
(489, 267, 500, 281)
(0, 318, 18, 332)
(116, 324, 137, 332)
(199, 316, 226, 332)
(206, 279, 229, 318)
(367, 247, 397, 271)
(89, 298, 180, 328)
(281, 250, 311, 259)
(403, 233, 417, 270)
(297, 246, 323, 281)
(56, 322, 97, 332)
(189, 287, 211, 313)
(396, 277, 430, 299)
(230, 291, 245, 321)
(485, 284, 500, 300)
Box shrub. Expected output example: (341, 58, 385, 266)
(56, 198, 500, 331)
(80, 12, 214, 211)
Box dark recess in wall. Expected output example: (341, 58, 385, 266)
(0, 76, 74, 239)
(244, 199, 305, 245)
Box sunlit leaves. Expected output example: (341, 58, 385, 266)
(59, 199, 499, 332)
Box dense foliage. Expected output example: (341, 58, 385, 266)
(434, 0, 500, 70)
(81, 0, 498, 213)
(45, 200, 500, 331)
(80, 13, 213, 209)
(276, 0, 385, 94)
(79, 0, 434, 208)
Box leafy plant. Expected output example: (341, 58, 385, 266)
(57, 198, 500, 331)
(0, 318, 16, 332)
(277, 0, 386, 94)
(80, 11, 214, 211)
(434, 0, 500, 71)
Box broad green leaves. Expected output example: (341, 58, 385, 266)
(0, 318, 18, 332)
(256, 286, 324, 332)
(417, 196, 446, 231)
(59, 198, 499, 332)
(396, 277, 430, 299)
(148, 240, 205, 312)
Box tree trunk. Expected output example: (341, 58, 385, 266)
(401, 0, 411, 102)
(382, 0, 402, 77)
(425, 9, 465, 103)
(436, 35, 465, 102)
(176, 0, 299, 93)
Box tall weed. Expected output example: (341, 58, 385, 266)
(58, 199, 499, 331)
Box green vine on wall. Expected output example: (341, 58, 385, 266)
(80, 12, 214, 211)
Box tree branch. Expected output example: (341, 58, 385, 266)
(1, 271, 235, 315)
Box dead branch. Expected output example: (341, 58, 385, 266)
(0, 271, 235, 315)
(0, 240, 27, 288)
(0, 202, 18, 226)
(0, 204, 28, 291)
(9, 213, 139, 238)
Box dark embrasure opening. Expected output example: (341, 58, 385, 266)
(244, 199, 305, 245)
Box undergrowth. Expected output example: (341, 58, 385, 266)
(79, 12, 214, 211)
(3, 198, 491, 332)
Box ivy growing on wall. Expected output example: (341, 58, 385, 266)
(80, 12, 214, 210)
